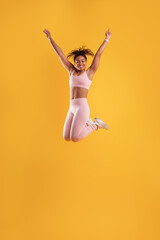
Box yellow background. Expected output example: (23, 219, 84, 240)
(1, 0, 160, 239)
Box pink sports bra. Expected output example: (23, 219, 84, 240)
(69, 70, 92, 90)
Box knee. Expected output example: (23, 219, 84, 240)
(70, 130, 80, 142)
(64, 135, 78, 142)
(70, 135, 79, 142)
(63, 135, 71, 141)
(64, 138, 71, 141)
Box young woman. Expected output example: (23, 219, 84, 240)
(43, 29, 112, 142)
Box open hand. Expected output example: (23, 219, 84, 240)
(105, 29, 112, 40)
(43, 29, 51, 40)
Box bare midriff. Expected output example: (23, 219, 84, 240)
(70, 87, 88, 99)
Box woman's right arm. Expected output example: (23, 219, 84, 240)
(43, 29, 74, 73)
(49, 36, 64, 57)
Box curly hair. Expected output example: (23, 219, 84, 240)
(67, 45, 94, 62)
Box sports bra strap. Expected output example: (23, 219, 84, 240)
(71, 69, 75, 75)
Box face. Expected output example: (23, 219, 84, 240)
(74, 56, 87, 71)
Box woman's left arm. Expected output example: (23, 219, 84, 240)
(89, 29, 112, 73)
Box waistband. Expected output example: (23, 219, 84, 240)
(70, 97, 88, 104)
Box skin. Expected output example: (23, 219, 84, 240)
(70, 55, 94, 100)
(69, 55, 95, 126)
(43, 29, 112, 129)
(43, 29, 112, 101)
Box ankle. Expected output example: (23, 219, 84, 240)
(95, 124, 98, 130)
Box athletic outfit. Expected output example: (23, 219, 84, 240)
(63, 69, 98, 142)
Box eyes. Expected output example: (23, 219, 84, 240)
(76, 60, 85, 63)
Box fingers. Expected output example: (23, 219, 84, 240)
(105, 29, 110, 34)
(106, 29, 112, 34)
(43, 29, 50, 34)
(43, 29, 51, 38)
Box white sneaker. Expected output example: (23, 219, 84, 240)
(94, 117, 109, 130)
(86, 117, 94, 125)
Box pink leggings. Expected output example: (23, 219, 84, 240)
(63, 98, 97, 142)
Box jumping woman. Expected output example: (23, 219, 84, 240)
(43, 29, 112, 142)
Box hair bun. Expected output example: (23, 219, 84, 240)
(67, 45, 94, 62)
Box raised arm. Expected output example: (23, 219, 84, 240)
(43, 29, 74, 73)
(89, 29, 112, 74)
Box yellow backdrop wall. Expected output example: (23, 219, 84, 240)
(1, 0, 160, 239)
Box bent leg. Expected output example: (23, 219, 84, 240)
(70, 105, 97, 142)
(63, 109, 74, 141)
